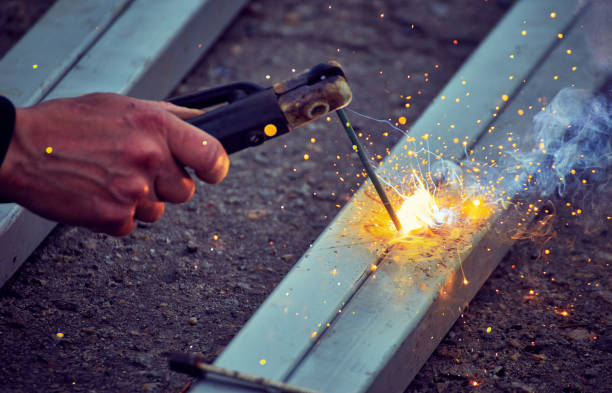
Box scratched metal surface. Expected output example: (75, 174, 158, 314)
(0, 0, 248, 288)
(191, 1, 595, 392)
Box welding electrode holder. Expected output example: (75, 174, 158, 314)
(169, 61, 352, 154)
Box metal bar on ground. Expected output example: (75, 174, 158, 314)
(286, 19, 601, 390)
(191, 1, 595, 392)
(0, 0, 248, 287)
(0, 0, 133, 107)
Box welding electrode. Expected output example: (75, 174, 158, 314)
(337, 109, 403, 233)
(170, 61, 352, 154)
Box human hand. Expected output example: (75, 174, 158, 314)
(0, 93, 229, 235)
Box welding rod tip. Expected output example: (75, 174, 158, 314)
(336, 109, 402, 232)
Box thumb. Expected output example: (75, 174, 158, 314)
(164, 113, 229, 184)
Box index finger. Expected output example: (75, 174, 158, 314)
(164, 113, 229, 184)
(142, 99, 204, 120)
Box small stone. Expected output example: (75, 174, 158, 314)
(53, 300, 78, 312)
(312, 191, 337, 201)
(281, 254, 294, 262)
(141, 382, 158, 391)
(189, 317, 198, 325)
(235, 282, 252, 291)
(186, 240, 198, 253)
(565, 328, 591, 341)
(510, 381, 535, 393)
(508, 338, 522, 348)
(81, 239, 97, 249)
(284, 11, 301, 25)
(493, 365, 505, 377)
(246, 209, 268, 220)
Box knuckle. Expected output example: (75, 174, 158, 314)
(116, 136, 165, 172)
(109, 176, 150, 203)
(137, 143, 164, 171)
(80, 92, 113, 106)
(127, 107, 168, 134)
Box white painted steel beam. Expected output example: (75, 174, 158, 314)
(0, 0, 248, 287)
(191, 1, 599, 392)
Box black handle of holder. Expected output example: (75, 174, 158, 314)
(169, 83, 289, 154)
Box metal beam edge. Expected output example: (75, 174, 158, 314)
(46, 0, 248, 100)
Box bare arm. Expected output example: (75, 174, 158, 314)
(0, 92, 229, 235)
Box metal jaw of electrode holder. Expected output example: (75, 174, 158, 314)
(170, 61, 352, 154)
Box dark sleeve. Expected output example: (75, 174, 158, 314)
(0, 95, 16, 169)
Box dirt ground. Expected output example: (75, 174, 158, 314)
(1, 1, 610, 392)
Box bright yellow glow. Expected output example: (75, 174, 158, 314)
(45, 146, 53, 154)
(398, 116, 407, 125)
(56, 332, 64, 338)
(501, 94, 509, 102)
(396, 188, 438, 234)
(303, 154, 310, 160)
(264, 124, 277, 137)
(472, 199, 481, 207)
(259, 359, 267, 365)
(550, 12, 557, 18)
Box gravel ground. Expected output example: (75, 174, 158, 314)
(1, 1, 611, 393)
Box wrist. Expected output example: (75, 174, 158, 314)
(0, 106, 30, 202)
(0, 96, 16, 169)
